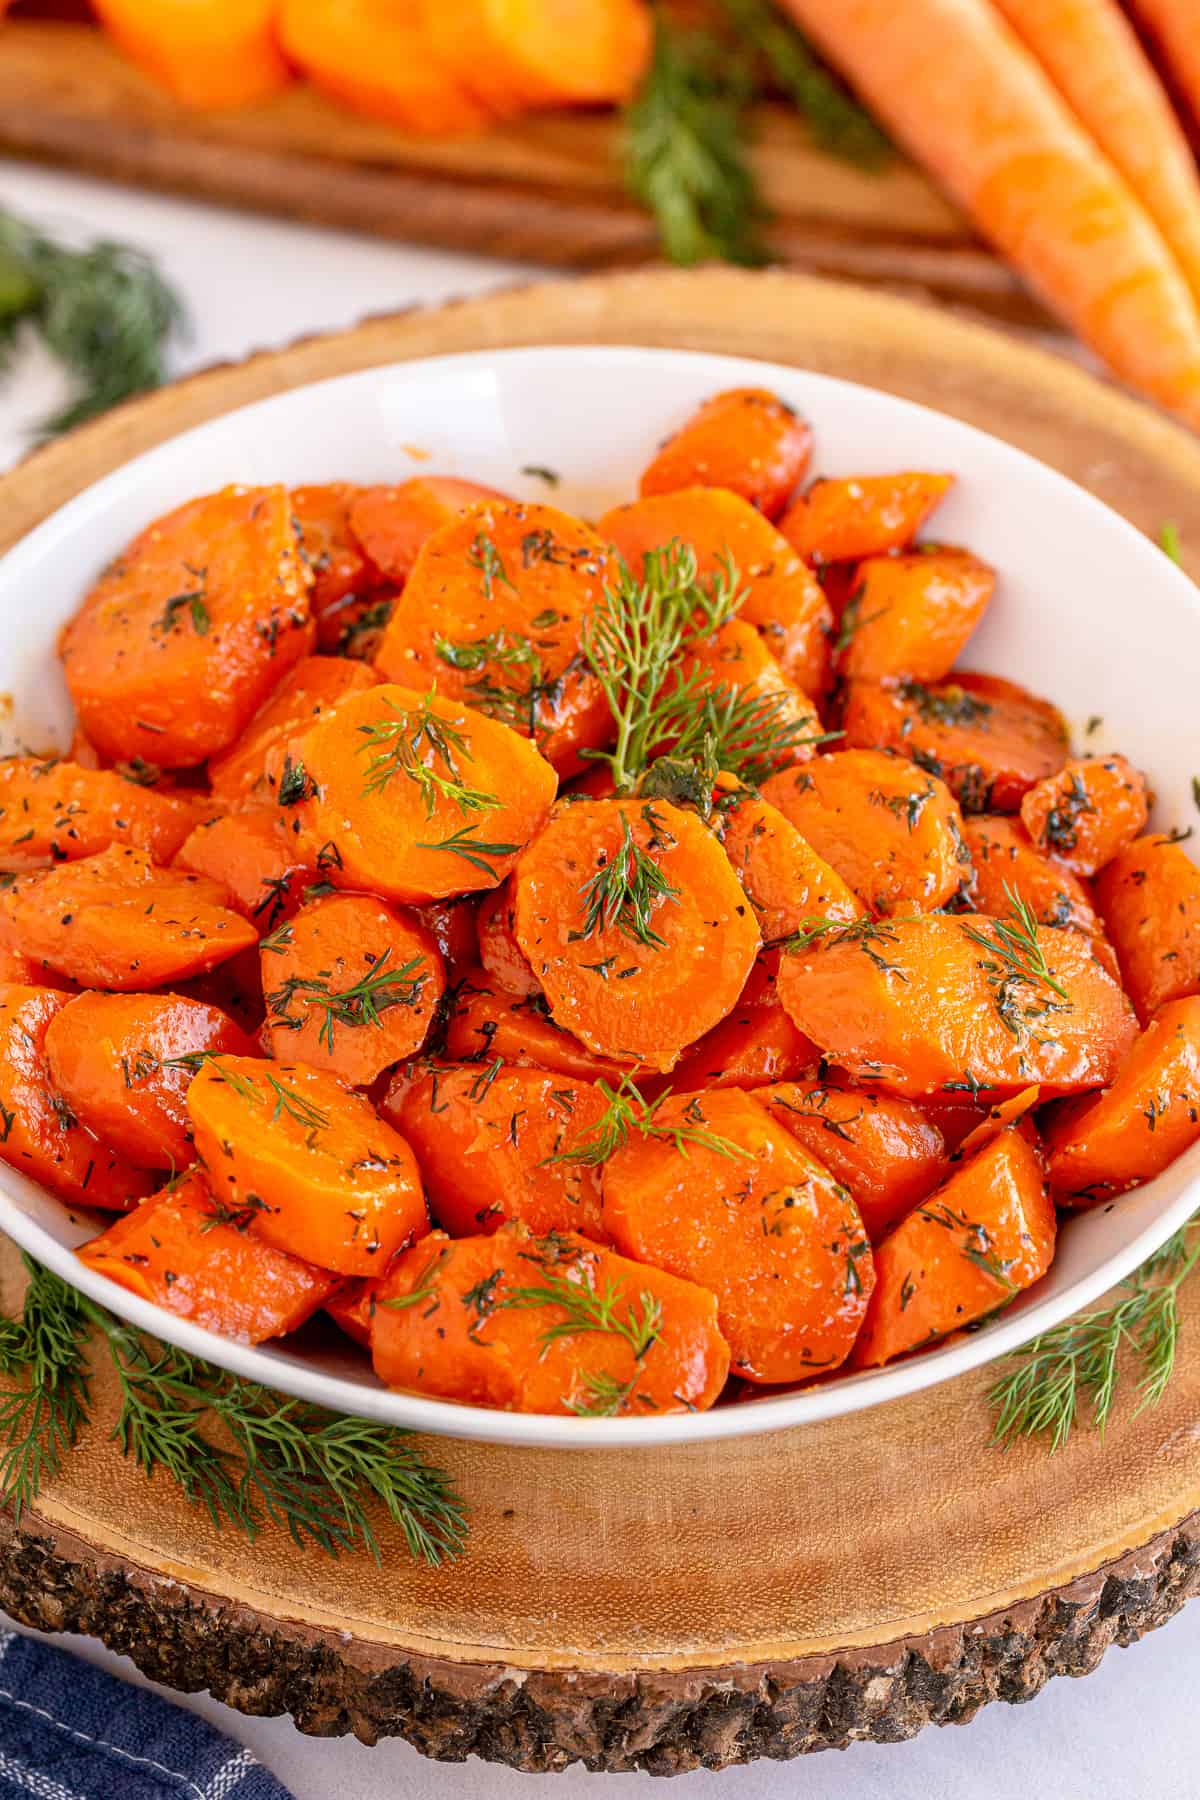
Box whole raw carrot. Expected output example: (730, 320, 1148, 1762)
(1129, 1, 1200, 139)
(778, 0, 1200, 424)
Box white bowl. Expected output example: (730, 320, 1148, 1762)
(1, 344, 1198, 1449)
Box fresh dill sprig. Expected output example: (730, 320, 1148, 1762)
(655, 681, 839, 792)
(565, 1369, 641, 1419)
(467, 529, 515, 601)
(549, 1076, 752, 1169)
(180, 1056, 332, 1134)
(990, 1222, 1200, 1451)
(779, 913, 901, 954)
(414, 824, 520, 878)
(266, 949, 429, 1054)
(623, 17, 767, 268)
(0, 1258, 466, 1563)
(716, 0, 892, 168)
(499, 1266, 663, 1361)
(434, 628, 549, 734)
(959, 886, 1071, 1039)
(357, 694, 497, 813)
(0, 210, 184, 438)
(1160, 521, 1184, 566)
(572, 811, 681, 949)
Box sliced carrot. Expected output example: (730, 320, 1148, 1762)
(717, 787, 865, 944)
(60, 487, 313, 768)
(43, 990, 254, 1170)
(292, 683, 557, 905)
(373, 499, 613, 775)
(601, 1087, 873, 1384)
(324, 1278, 376, 1348)
(476, 881, 539, 996)
(963, 814, 1107, 945)
(442, 972, 629, 1082)
(779, 473, 953, 564)
(1019, 753, 1149, 876)
(0, 985, 153, 1210)
(676, 619, 825, 773)
(667, 958, 818, 1093)
(1095, 833, 1200, 1022)
(261, 893, 444, 1085)
(347, 478, 510, 585)
(840, 673, 1070, 811)
(0, 949, 75, 991)
(777, 910, 1137, 1100)
(836, 547, 995, 682)
(778, 0, 1200, 427)
(1044, 996, 1200, 1202)
(510, 797, 760, 1073)
(371, 1224, 728, 1415)
(277, 0, 489, 135)
(173, 948, 266, 1038)
(289, 484, 382, 636)
(425, 0, 652, 114)
(412, 898, 479, 984)
(758, 1078, 948, 1243)
(175, 811, 319, 932)
(954, 1085, 1042, 1159)
(600, 487, 835, 697)
(0, 846, 258, 990)
(92, 0, 291, 109)
(849, 1128, 1054, 1368)
(392, 1062, 612, 1242)
(207, 655, 378, 805)
(0, 757, 208, 872)
(760, 749, 970, 915)
(79, 1167, 338, 1342)
(186, 1054, 427, 1276)
(639, 388, 813, 521)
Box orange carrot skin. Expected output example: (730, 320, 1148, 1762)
(510, 798, 760, 1073)
(600, 487, 835, 697)
(1130, 1, 1200, 139)
(278, 0, 488, 134)
(0, 757, 208, 872)
(0, 846, 258, 990)
(1095, 835, 1200, 1023)
(1019, 753, 1149, 877)
(760, 750, 970, 915)
(348, 478, 510, 585)
(837, 548, 995, 682)
(442, 972, 630, 1082)
(602, 1087, 873, 1384)
(186, 1055, 428, 1276)
(476, 881, 539, 996)
(0, 985, 154, 1210)
(208, 655, 378, 805)
(175, 810, 316, 931)
(289, 484, 383, 631)
(759, 1078, 949, 1243)
(1045, 996, 1200, 1202)
(93, 0, 292, 109)
(717, 788, 865, 944)
(261, 894, 444, 1085)
(425, 0, 652, 113)
(393, 1062, 612, 1241)
(43, 990, 254, 1170)
(639, 388, 813, 521)
(667, 958, 818, 1094)
(79, 1167, 338, 1341)
(779, 473, 953, 564)
(849, 1128, 1054, 1368)
(370, 1225, 729, 1416)
(60, 487, 313, 768)
(777, 911, 1137, 1101)
(841, 673, 1070, 812)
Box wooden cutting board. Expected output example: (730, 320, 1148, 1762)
(0, 17, 1055, 329)
(2, 267, 1200, 1774)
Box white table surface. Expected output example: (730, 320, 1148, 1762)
(1, 158, 1197, 1800)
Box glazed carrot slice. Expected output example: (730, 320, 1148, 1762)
(277, 0, 488, 135)
(717, 788, 865, 945)
(442, 973, 630, 1082)
(964, 815, 1104, 940)
(1095, 834, 1200, 1022)
(261, 893, 444, 1085)
(348, 478, 510, 585)
(0, 949, 74, 990)
(60, 487, 313, 768)
(676, 619, 825, 775)
(0, 757, 208, 872)
(835, 547, 995, 682)
(412, 898, 479, 984)
(370, 1225, 728, 1416)
(667, 959, 818, 1093)
(92, 0, 291, 109)
(324, 1278, 376, 1349)
(289, 484, 382, 634)
(175, 810, 317, 932)
(601, 1087, 873, 1384)
(849, 1128, 1055, 1369)
(760, 750, 970, 915)
(777, 911, 1136, 1101)
(0, 846, 258, 990)
(476, 881, 539, 996)
(779, 473, 953, 564)
(292, 684, 557, 905)
(639, 388, 813, 521)
(392, 1062, 613, 1241)
(1019, 753, 1149, 877)
(373, 500, 613, 775)
(186, 1055, 427, 1276)
(759, 1078, 948, 1243)
(425, 0, 652, 113)
(208, 655, 378, 805)
(600, 488, 835, 697)
(79, 1168, 338, 1343)
(1044, 996, 1200, 1203)
(510, 797, 760, 1073)
(43, 991, 254, 1170)
(840, 673, 1070, 812)
(0, 986, 154, 1210)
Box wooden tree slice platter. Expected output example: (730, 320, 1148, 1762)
(3, 268, 1200, 1774)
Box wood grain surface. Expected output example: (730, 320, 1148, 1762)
(1, 267, 1200, 1772)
